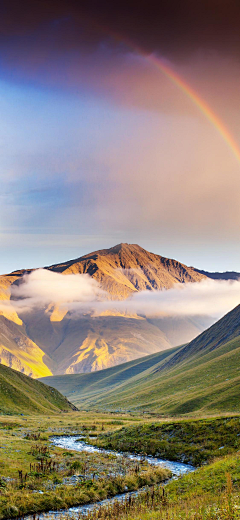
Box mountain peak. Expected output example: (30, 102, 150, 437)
(47, 242, 206, 298)
(107, 242, 138, 253)
(80, 242, 146, 259)
(1, 242, 239, 378)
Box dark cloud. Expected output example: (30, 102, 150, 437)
(1, 0, 240, 60)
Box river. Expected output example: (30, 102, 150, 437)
(25, 435, 194, 519)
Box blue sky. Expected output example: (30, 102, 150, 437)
(0, 12, 240, 274)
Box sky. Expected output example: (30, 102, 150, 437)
(1, 0, 240, 274)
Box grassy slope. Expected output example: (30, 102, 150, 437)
(77, 335, 240, 415)
(40, 346, 181, 406)
(0, 364, 77, 414)
(158, 303, 240, 372)
(40, 305, 240, 415)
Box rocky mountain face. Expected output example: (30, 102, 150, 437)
(0, 243, 231, 376)
(47, 243, 206, 298)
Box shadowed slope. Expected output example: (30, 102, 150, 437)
(0, 363, 77, 414)
(157, 303, 240, 372)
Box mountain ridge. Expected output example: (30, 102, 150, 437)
(156, 303, 240, 373)
(195, 269, 240, 281)
(0, 243, 237, 376)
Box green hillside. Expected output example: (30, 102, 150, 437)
(0, 363, 77, 414)
(40, 346, 181, 407)
(40, 305, 240, 415)
(158, 303, 240, 372)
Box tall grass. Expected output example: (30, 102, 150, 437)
(78, 472, 240, 520)
(0, 466, 169, 519)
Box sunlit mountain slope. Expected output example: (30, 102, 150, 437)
(0, 243, 236, 376)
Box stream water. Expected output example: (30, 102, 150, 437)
(26, 436, 195, 519)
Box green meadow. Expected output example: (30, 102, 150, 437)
(96, 416, 240, 465)
(1, 412, 240, 519)
(0, 411, 169, 518)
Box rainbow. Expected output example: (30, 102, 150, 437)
(144, 53, 240, 164)
(85, 15, 240, 164)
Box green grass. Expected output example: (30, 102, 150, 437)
(0, 411, 169, 519)
(1, 412, 240, 519)
(96, 416, 240, 466)
(0, 364, 77, 414)
(80, 453, 240, 520)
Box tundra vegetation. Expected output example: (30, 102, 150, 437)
(0, 411, 169, 519)
(96, 416, 240, 465)
(78, 456, 240, 520)
(0, 412, 240, 519)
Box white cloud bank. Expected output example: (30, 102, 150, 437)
(112, 278, 240, 318)
(0, 269, 240, 319)
(11, 269, 104, 306)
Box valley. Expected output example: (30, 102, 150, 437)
(0, 412, 240, 520)
(41, 303, 240, 416)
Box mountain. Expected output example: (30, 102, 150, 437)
(0, 363, 77, 414)
(195, 269, 240, 281)
(47, 243, 206, 298)
(0, 315, 52, 378)
(40, 304, 240, 415)
(21, 312, 173, 374)
(0, 243, 232, 376)
(156, 303, 240, 372)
